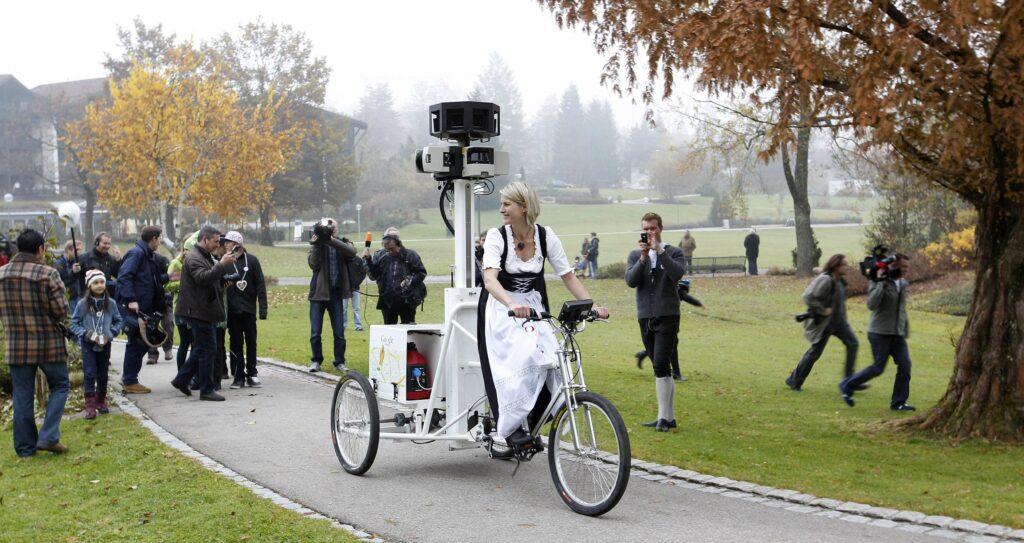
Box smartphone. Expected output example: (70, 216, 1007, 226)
(640, 232, 648, 244)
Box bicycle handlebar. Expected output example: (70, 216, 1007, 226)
(507, 308, 550, 320)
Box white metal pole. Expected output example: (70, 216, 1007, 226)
(452, 179, 475, 288)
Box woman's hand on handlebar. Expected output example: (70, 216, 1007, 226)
(507, 303, 534, 319)
(593, 306, 610, 320)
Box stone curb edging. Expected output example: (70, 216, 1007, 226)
(111, 392, 387, 542)
(257, 355, 1024, 543)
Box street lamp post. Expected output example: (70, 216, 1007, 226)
(356, 204, 362, 236)
(3, 193, 12, 232)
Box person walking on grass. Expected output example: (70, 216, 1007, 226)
(785, 254, 859, 391)
(678, 230, 696, 276)
(0, 229, 71, 457)
(839, 254, 916, 411)
(626, 213, 685, 432)
(744, 227, 760, 276)
(71, 269, 124, 419)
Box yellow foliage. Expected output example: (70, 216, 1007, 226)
(921, 226, 975, 268)
(66, 45, 305, 230)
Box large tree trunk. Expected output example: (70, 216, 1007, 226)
(259, 203, 274, 246)
(911, 192, 1024, 441)
(161, 203, 177, 248)
(82, 185, 96, 243)
(781, 123, 816, 277)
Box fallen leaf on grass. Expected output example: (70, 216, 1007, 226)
(89, 480, 100, 484)
(129, 485, 138, 491)
(246, 421, 256, 425)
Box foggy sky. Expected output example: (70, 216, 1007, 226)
(5, 0, 651, 127)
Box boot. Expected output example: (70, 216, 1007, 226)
(84, 392, 97, 420)
(96, 389, 110, 414)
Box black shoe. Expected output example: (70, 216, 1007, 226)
(245, 376, 262, 388)
(230, 377, 245, 390)
(839, 382, 855, 407)
(309, 362, 321, 373)
(785, 377, 801, 391)
(655, 419, 671, 432)
(673, 373, 687, 382)
(170, 378, 192, 397)
(643, 418, 677, 429)
(854, 383, 870, 391)
(200, 391, 225, 401)
(892, 404, 916, 412)
(634, 351, 646, 369)
(189, 378, 200, 391)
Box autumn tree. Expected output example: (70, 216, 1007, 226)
(205, 18, 331, 245)
(103, 18, 178, 81)
(68, 46, 303, 245)
(541, 1, 1024, 440)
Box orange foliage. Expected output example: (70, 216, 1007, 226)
(67, 45, 305, 229)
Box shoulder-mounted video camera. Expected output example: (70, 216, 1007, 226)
(859, 244, 900, 282)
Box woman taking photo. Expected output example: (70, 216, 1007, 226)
(477, 181, 609, 452)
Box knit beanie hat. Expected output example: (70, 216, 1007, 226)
(85, 269, 105, 287)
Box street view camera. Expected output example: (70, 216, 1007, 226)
(414, 102, 510, 180)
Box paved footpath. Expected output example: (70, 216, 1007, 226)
(112, 342, 961, 543)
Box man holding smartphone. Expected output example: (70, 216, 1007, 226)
(625, 212, 686, 432)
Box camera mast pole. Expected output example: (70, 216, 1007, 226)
(452, 177, 476, 289)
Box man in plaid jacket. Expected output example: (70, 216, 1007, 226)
(0, 229, 71, 458)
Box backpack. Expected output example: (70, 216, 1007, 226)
(349, 256, 368, 292)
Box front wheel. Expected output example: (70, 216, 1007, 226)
(548, 391, 631, 516)
(331, 371, 380, 475)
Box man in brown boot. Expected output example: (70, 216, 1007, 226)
(0, 229, 72, 457)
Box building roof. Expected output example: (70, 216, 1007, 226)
(31, 78, 108, 104)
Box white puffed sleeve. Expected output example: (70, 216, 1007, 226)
(482, 227, 504, 270)
(543, 227, 574, 277)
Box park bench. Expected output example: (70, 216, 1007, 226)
(689, 256, 747, 276)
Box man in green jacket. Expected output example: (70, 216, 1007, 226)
(839, 254, 914, 411)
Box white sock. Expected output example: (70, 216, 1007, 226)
(656, 376, 675, 421)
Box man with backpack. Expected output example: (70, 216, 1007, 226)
(307, 219, 356, 372)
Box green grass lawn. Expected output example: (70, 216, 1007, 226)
(260, 277, 1024, 529)
(0, 415, 354, 542)
(256, 202, 869, 279)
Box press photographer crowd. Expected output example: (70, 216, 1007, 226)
(0, 208, 922, 456)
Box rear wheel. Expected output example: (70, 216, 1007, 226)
(548, 391, 630, 516)
(331, 371, 379, 475)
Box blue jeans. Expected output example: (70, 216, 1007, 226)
(588, 256, 598, 277)
(122, 326, 148, 385)
(81, 343, 111, 395)
(10, 364, 70, 457)
(310, 291, 346, 366)
(174, 315, 193, 370)
(173, 318, 217, 395)
(344, 291, 363, 330)
(843, 332, 912, 408)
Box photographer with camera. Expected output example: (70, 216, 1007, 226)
(363, 234, 426, 325)
(307, 218, 356, 372)
(170, 225, 238, 401)
(116, 225, 168, 394)
(626, 212, 686, 432)
(839, 253, 915, 411)
(785, 254, 859, 391)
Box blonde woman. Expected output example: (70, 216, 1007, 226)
(477, 181, 609, 453)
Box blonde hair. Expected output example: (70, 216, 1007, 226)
(500, 181, 540, 228)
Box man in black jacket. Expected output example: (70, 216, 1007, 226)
(170, 225, 238, 401)
(79, 232, 120, 297)
(626, 212, 685, 432)
(363, 235, 426, 325)
(744, 227, 760, 276)
(116, 226, 168, 394)
(223, 231, 268, 389)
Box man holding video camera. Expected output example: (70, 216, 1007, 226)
(626, 212, 685, 432)
(785, 254, 859, 391)
(839, 252, 915, 411)
(307, 218, 356, 372)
